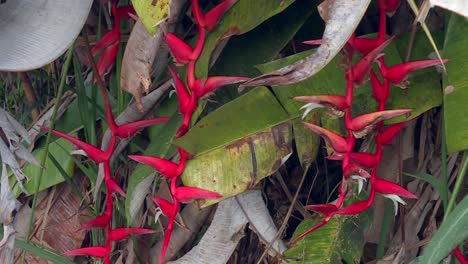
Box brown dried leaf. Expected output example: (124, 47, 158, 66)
(241, 0, 371, 88)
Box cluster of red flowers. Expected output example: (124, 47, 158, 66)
(40, 1, 244, 263)
(293, 0, 466, 262)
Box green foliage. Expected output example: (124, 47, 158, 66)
(11, 138, 74, 196)
(285, 212, 371, 264)
(131, 0, 170, 35)
(443, 15, 468, 153)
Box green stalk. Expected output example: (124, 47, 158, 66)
(441, 115, 449, 210)
(21, 46, 74, 263)
(443, 150, 468, 221)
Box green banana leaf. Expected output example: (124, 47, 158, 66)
(443, 15, 468, 153)
(131, 0, 170, 35)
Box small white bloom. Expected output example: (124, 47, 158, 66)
(350, 175, 367, 194)
(300, 103, 323, 119)
(169, 89, 177, 98)
(383, 194, 406, 216)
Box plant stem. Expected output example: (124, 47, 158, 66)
(21, 46, 74, 263)
(443, 150, 468, 221)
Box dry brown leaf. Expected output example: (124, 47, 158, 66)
(241, 0, 371, 88)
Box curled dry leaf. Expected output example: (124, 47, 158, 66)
(240, 0, 371, 88)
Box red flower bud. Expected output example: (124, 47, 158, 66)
(39, 126, 115, 164)
(173, 186, 222, 203)
(63, 246, 108, 258)
(204, 0, 237, 32)
(348, 109, 412, 138)
(165, 33, 195, 65)
(374, 178, 417, 199)
(370, 70, 390, 102)
(113, 117, 170, 139)
(129, 155, 180, 178)
(104, 177, 126, 197)
(379, 121, 408, 145)
(77, 214, 111, 231)
(349, 152, 378, 168)
(168, 65, 191, 114)
(381, 59, 448, 85)
(347, 37, 393, 85)
(108, 227, 155, 241)
(304, 204, 338, 216)
(302, 122, 350, 154)
(193, 76, 249, 98)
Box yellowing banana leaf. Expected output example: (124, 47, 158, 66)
(175, 87, 318, 206)
(131, 0, 170, 35)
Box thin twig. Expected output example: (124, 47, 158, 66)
(256, 163, 312, 264)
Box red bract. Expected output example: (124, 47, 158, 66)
(173, 186, 222, 203)
(347, 37, 393, 85)
(381, 59, 448, 85)
(382, 0, 401, 14)
(39, 126, 115, 164)
(302, 122, 350, 154)
(294, 95, 349, 113)
(343, 164, 370, 179)
(78, 214, 111, 231)
(63, 246, 108, 258)
(379, 122, 408, 145)
(348, 109, 412, 137)
(108, 227, 156, 241)
(153, 196, 177, 217)
(128, 148, 188, 179)
(349, 152, 378, 168)
(112, 117, 170, 138)
(168, 65, 191, 113)
(304, 204, 338, 216)
(165, 33, 195, 65)
(193, 76, 249, 98)
(204, 0, 237, 31)
(374, 178, 417, 199)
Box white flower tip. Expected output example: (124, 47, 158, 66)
(281, 152, 293, 164)
(350, 175, 367, 194)
(383, 194, 406, 216)
(169, 89, 177, 98)
(300, 103, 323, 119)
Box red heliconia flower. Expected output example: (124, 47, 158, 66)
(128, 148, 189, 179)
(173, 186, 222, 203)
(78, 214, 111, 231)
(347, 37, 393, 85)
(370, 70, 390, 102)
(374, 178, 417, 199)
(348, 109, 412, 138)
(349, 152, 379, 168)
(382, 0, 401, 14)
(168, 65, 192, 114)
(343, 163, 371, 179)
(63, 246, 108, 258)
(337, 197, 373, 215)
(193, 76, 249, 98)
(304, 204, 338, 217)
(190, 0, 237, 32)
(203, 0, 237, 31)
(39, 126, 115, 164)
(91, 29, 120, 58)
(380, 59, 449, 85)
(115, 5, 136, 20)
(302, 122, 350, 154)
(104, 176, 126, 197)
(347, 34, 383, 56)
(165, 33, 195, 65)
(153, 196, 177, 217)
(108, 227, 156, 241)
(294, 95, 349, 118)
(112, 117, 170, 139)
(379, 121, 408, 145)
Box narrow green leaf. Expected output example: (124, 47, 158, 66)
(420, 195, 468, 263)
(15, 240, 74, 264)
(443, 15, 468, 153)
